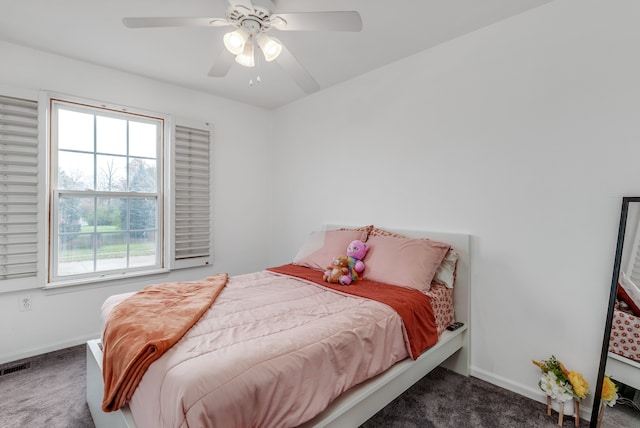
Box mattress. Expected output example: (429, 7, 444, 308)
(100, 269, 454, 428)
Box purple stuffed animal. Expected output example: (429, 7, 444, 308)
(346, 239, 368, 276)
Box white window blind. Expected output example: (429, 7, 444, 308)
(0, 95, 38, 281)
(173, 124, 211, 267)
(625, 212, 640, 286)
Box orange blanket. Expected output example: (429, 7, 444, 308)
(267, 264, 438, 359)
(101, 273, 228, 412)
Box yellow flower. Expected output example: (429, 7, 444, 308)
(567, 371, 589, 399)
(602, 376, 618, 404)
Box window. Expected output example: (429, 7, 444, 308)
(0, 89, 212, 291)
(49, 99, 165, 283)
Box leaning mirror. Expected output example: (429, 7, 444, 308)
(592, 197, 640, 427)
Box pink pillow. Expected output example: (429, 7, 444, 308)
(364, 235, 450, 292)
(293, 229, 368, 271)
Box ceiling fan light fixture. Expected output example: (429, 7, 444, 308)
(235, 41, 255, 67)
(257, 34, 283, 62)
(223, 29, 248, 55)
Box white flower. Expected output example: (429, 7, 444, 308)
(604, 395, 618, 407)
(555, 389, 574, 403)
(602, 390, 618, 407)
(601, 376, 619, 407)
(539, 372, 572, 401)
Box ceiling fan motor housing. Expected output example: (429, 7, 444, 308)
(226, 5, 272, 35)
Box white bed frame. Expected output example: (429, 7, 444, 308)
(606, 352, 640, 391)
(86, 228, 471, 428)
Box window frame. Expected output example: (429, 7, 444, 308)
(46, 94, 171, 288)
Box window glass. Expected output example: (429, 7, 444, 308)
(58, 151, 94, 190)
(96, 116, 127, 155)
(51, 100, 163, 282)
(129, 158, 157, 192)
(58, 109, 94, 152)
(129, 121, 158, 158)
(96, 155, 127, 192)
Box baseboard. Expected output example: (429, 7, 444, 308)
(470, 365, 593, 422)
(0, 333, 99, 365)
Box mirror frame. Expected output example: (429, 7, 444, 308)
(591, 196, 639, 426)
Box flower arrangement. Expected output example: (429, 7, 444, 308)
(532, 355, 590, 401)
(596, 375, 620, 428)
(532, 355, 590, 425)
(600, 375, 618, 407)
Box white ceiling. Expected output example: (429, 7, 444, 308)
(0, 0, 552, 109)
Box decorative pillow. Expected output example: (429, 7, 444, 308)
(293, 229, 368, 271)
(368, 227, 408, 239)
(338, 224, 374, 242)
(369, 227, 458, 288)
(433, 248, 459, 289)
(364, 235, 450, 292)
(619, 272, 640, 316)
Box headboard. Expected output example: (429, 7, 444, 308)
(325, 225, 471, 329)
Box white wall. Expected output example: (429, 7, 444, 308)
(0, 41, 272, 362)
(268, 0, 640, 410)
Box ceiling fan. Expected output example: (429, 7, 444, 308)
(122, 0, 363, 93)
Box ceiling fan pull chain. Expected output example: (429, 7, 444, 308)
(249, 54, 263, 87)
(249, 74, 262, 86)
(256, 55, 262, 84)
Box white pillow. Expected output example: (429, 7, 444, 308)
(434, 249, 459, 289)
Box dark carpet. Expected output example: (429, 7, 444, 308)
(361, 366, 587, 428)
(0, 345, 94, 428)
(0, 344, 590, 428)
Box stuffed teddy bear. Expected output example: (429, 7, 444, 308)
(323, 255, 351, 284)
(323, 240, 369, 285)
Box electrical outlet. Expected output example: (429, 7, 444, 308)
(19, 295, 32, 312)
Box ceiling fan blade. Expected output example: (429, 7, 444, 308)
(275, 44, 320, 94)
(122, 17, 230, 28)
(228, 0, 255, 12)
(208, 48, 236, 77)
(270, 11, 362, 32)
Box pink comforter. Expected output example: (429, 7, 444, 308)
(101, 274, 228, 412)
(101, 271, 414, 428)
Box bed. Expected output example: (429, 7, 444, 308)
(86, 226, 471, 428)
